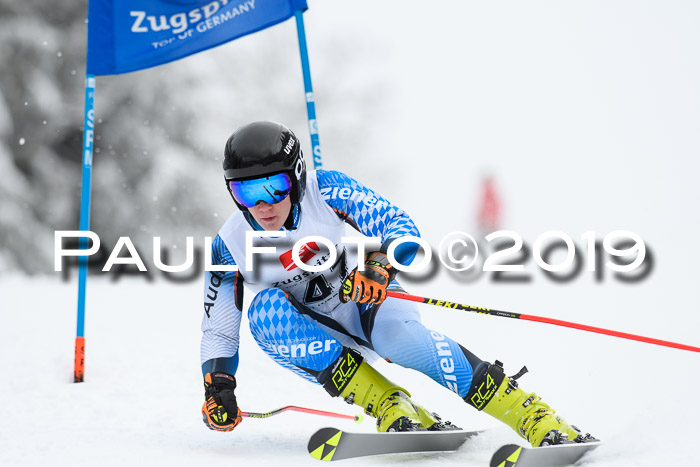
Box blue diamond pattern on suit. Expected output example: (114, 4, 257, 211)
(248, 288, 343, 383)
(316, 170, 420, 242)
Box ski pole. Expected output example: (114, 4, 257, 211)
(387, 291, 700, 354)
(241, 406, 363, 423)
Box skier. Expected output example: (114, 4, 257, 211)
(200, 121, 593, 446)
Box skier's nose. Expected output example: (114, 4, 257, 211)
(254, 201, 272, 211)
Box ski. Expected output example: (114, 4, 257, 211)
(307, 427, 481, 461)
(489, 441, 602, 467)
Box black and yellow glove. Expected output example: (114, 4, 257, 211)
(202, 372, 242, 432)
(341, 251, 396, 305)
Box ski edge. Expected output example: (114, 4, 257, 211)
(308, 427, 482, 461)
(489, 441, 602, 467)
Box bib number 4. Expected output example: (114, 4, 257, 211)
(304, 275, 333, 303)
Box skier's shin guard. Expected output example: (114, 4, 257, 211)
(464, 361, 582, 447)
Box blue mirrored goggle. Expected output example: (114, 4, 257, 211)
(229, 173, 292, 208)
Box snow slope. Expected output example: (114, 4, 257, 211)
(1, 274, 698, 466)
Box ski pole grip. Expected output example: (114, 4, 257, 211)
(339, 277, 352, 303)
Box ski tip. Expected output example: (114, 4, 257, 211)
(308, 428, 343, 462)
(490, 444, 523, 467)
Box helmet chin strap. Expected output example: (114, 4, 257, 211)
(284, 203, 301, 230)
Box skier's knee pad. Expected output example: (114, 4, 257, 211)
(247, 287, 344, 378)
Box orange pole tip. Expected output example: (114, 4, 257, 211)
(74, 337, 85, 383)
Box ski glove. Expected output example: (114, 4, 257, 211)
(202, 372, 242, 432)
(341, 251, 396, 305)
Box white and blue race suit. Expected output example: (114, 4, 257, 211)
(201, 170, 485, 398)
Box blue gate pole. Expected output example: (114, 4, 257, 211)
(294, 9, 322, 169)
(74, 74, 96, 383)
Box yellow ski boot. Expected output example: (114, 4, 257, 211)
(321, 348, 456, 432)
(465, 361, 594, 446)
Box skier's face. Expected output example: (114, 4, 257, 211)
(248, 196, 292, 231)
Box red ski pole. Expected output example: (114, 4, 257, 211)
(241, 405, 363, 423)
(387, 291, 700, 354)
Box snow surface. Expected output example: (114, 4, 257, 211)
(1, 273, 698, 466)
(3, 0, 700, 466)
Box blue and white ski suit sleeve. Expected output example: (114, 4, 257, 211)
(200, 235, 244, 375)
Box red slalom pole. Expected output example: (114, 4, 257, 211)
(241, 406, 363, 423)
(387, 291, 700, 354)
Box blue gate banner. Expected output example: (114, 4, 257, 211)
(88, 0, 308, 75)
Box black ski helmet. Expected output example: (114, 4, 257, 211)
(223, 121, 306, 211)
